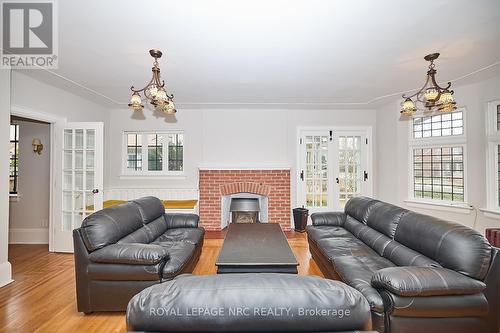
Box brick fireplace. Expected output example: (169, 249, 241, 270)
(199, 169, 291, 231)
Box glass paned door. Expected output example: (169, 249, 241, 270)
(304, 134, 330, 209)
(54, 122, 103, 252)
(298, 128, 371, 216)
(337, 135, 363, 209)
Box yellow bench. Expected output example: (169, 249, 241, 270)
(88, 199, 198, 211)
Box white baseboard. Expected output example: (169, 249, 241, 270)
(0, 261, 13, 288)
(9, 228, 49, 244)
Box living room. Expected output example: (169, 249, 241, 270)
(0, 0, 499, 332)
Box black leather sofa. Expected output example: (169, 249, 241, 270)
(307, 197, 499, 333)
(126, 273, 377, 333)
(73, 196, 205, 313)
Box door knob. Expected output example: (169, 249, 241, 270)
(92, 189, 99, 194)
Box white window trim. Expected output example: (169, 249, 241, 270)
(121, 130, 185, 177)
(485, 100, 500, 214)
(407, 108, 469, 208)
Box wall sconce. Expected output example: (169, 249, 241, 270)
(32, 138, 43, 155)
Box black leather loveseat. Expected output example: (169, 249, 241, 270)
(307, 197, 499, 333)
(73, 196, 204, 313)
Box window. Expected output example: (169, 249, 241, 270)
(413, 111, 463, 139)
(497, 105, 500, 131)
(123, 131, 183, 175)
(409, 109, 466, 204)
(486, 101, 500, 212)
(127, 134, 142, 171)
(10, 124, 19, 194)
(147, 134, 163, 171)
(413, 147, 464, 202)
(498, 145, 500, 207)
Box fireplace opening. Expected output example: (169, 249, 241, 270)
(230, 198, 259, 223)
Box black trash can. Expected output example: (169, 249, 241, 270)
(292, 207, 309, 233)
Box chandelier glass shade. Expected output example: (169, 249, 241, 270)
(128, 49, 177, 115)
(400, 53, 456, 116)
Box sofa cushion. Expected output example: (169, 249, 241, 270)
(89, 243, 170, 265)
(366, 202, 408, 238)
(333, 255, 396, 312)
(118, 216, 168, 244)
(344, 196, 381, 224)
(154, 228, 204, 245)
(80, 202, 143, 252)
(396, 212, 492, 280)
(316, 236, 377, 259)
(307, 225, 353, 243)
(126, 274, 372, 333)
(382, 240, 441, 267)
(131, 196, 166, 224)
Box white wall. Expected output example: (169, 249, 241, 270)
(106, 107, 377, 214)
(376, 74, 500, 234)
(0, 69, 13, 287)
(10, 72, 110, 123)
(9, 120, 51, 244)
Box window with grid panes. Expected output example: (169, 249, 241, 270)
(413, 111, 463, 139)
(126, 134, 142, 171)
(413, 147, 464, 202)
(410, 109, 466, 203)
(123, 132, 183, 175)
(10, 124, 19, 194)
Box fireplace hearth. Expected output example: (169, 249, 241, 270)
(230, 198, 260, 223)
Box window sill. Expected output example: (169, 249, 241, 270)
(119, 174, 186, 180)
(404, 199, 474, 214)
(479, 208, 500, 220)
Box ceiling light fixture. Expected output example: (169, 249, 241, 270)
(128, 49, 177, 115)
(400, 53, 457, 116)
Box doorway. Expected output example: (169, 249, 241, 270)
(297, 127, 373, 216)
(8, 116, 51, 245)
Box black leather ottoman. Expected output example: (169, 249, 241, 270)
(126, 273, 375, 333)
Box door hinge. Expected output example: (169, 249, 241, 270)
(329, 130, 333, 142)
(365, 138, 368, 145)
(364, 171, 368, 181)
(299, 137, 303, 145)
(300, 170, 304, 181)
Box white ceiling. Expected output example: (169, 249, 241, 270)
(17, 0, 500, 108)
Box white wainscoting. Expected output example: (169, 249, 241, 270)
(104, 188, 200, 214)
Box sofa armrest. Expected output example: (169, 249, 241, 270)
(164, 214, 199, 229)
(89, 243, 169, 265)
(371, 266, 486, 297)
(311, 212, 346, 227)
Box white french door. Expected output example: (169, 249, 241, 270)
(53, 122, 103, 252)
(297, 128, 372, 216)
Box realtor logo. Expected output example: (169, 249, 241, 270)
(1, 0, 58, 68)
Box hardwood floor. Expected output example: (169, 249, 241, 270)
(0, 231, 322, 333)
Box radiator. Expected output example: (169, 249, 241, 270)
(485, 228, 500, 247)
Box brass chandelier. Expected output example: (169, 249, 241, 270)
(128, 49, 176, 114)
(400, 53, 456, 116)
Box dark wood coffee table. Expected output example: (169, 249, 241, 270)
(216, 223, 298, 274)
